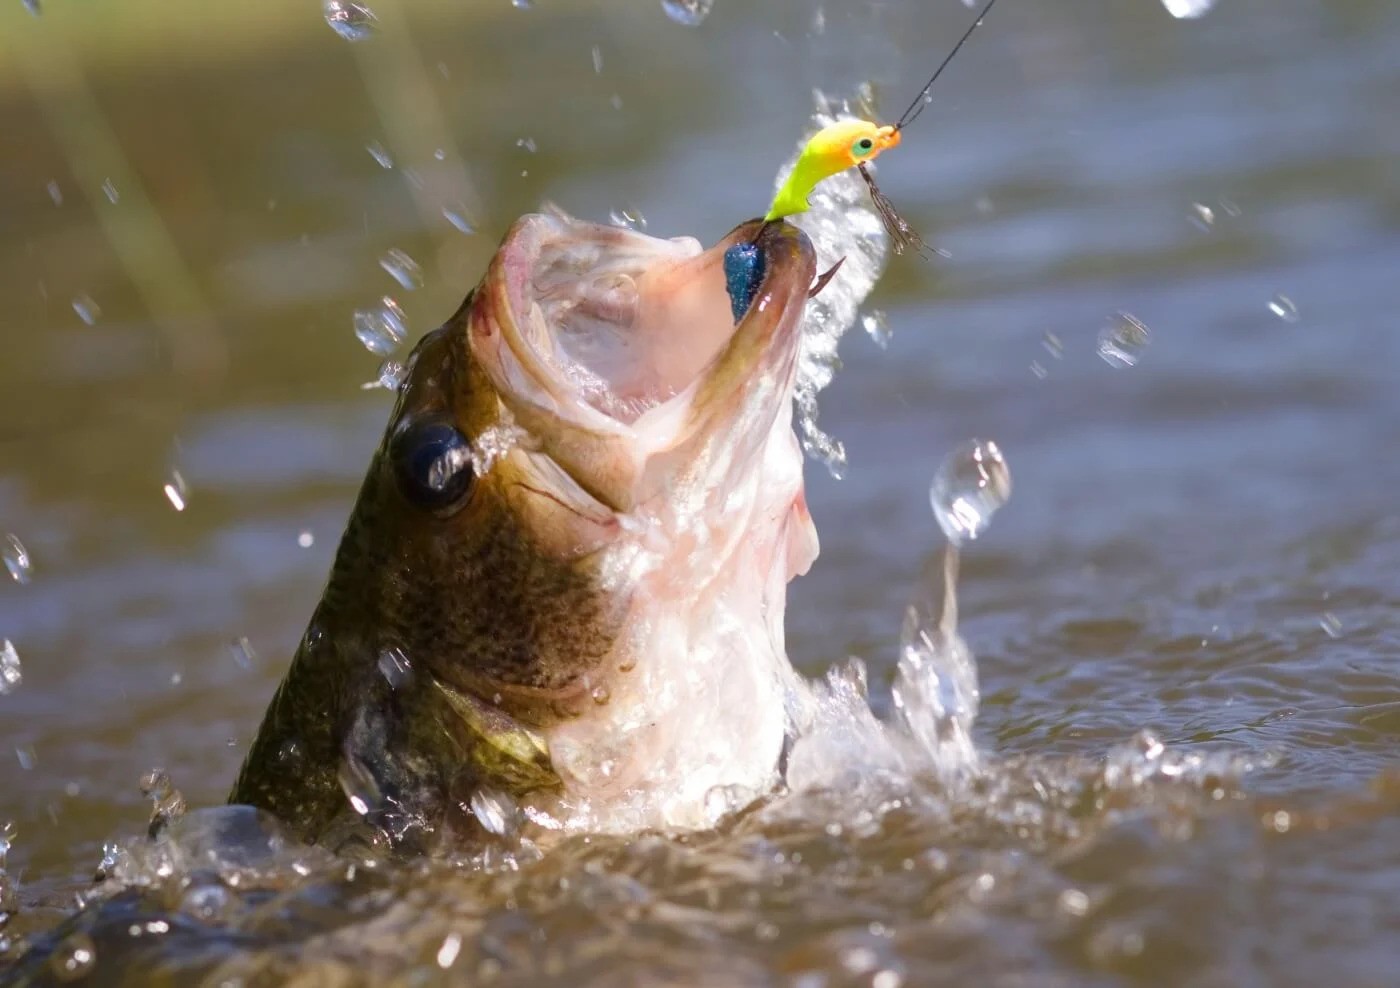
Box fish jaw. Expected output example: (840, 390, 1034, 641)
(458, 212, 821, 829)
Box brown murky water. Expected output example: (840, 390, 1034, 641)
(2, 0, 1400, 984)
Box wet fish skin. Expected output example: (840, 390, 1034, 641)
(231, 214, 817, 845)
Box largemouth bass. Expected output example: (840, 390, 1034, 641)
(231, 211, 822, 845)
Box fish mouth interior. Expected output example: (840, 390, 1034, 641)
(502, 215, 792, 426)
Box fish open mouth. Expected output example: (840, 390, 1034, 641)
(474, 211, 816, 443)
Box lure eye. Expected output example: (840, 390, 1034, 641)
(390, 420, 476, 511)
(853, 136, 876, 157)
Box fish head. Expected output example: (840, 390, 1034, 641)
(296, 210, 821, 831)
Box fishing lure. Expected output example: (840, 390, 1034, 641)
(725, 0, 999, 322)
(764, 0, 1000, 256)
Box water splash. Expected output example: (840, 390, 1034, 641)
(776, 91, 892, 477)
(661, 0, 714, 27)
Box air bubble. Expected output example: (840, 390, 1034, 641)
(354, 297, 408, 355)
(929, 439, 1011, 545)
(4, 534, 31, 584)
(378, 249, 423, 290)
(324, 1, 377, 41)
(661, 0, 714, 26)
(1096, 311, 1150, 368)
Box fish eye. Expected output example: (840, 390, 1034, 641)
(390, 420, 476, 510)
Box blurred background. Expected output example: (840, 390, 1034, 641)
(1, 0, 1398, 914)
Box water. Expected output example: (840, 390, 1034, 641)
(1096, 311, 1152, 368)
(376, 248, 423, 291)
(2, 534, 31, 585)
(353, 296, 408, 355)
(928, 439, 1011, 545)
(323, 1, 377, 42)
(661, 0, 715, 28)
(2, 0, 1400, 983)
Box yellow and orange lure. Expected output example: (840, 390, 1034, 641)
(761, 0, 999, 258)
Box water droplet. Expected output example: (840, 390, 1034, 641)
(229, 636, 255, 670)
(297, 530, 315, 548)
(469, 787, 517, 836)
(1029, 360, 1048, 380)
(433, 148, 446, 161)
(377, 646, 413, 689)
(871, 972, 903, 988)
(1161, 0, 1214, 18)
(101, 178, 119, 203)
(1219, 196, 1242, 218)
(353, 297, 409, 355)
(16, 746, 36, 770)
(1189, 201, 1215, 231)
(182, 881, 232, 921)
(1042, 332, 1063, 359)
(1319, 612, 1342, 638)
(49, 931, 96, 981)
(929, 439, 1011, 546)
(661, 0, 714, 26)
(607, 206, 647, 231)
(810, 6, 825, 34)
(378, 248, 423, 290)
(71, 294, 101, 325)
(323, 1, 377, 41)
(468, 423, 528, 476)
(1267, 294, 1299, 322)
(45, 180, 62, 205)
(1, 640, 23, 695)
(1058, 888, 1091, 916)
(365, 141, 393, 168)
(1096, 311, 1151, 368)
(360, 359, 406, 391)
(511, 0, 532, 8)
(441, 206, 475, 234)
(163, 470, 188, 512)
(437, 931, 463, 969)
(590, 684, 611, 705)
(4, 534, 32, 584)
(591, 45, 603, 73)
(860, 309, 891, 349)
(610, 94, 624, 111)
(515, 136, 537, 153)
(23, 0, 40, 15)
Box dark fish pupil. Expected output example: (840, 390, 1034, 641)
(393, 421, 475, 508)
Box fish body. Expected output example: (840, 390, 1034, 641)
(231, 211, 820, 844)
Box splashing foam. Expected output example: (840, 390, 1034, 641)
(780, 91, 892, 479)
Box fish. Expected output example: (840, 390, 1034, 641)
(229, 209, 822, 846)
